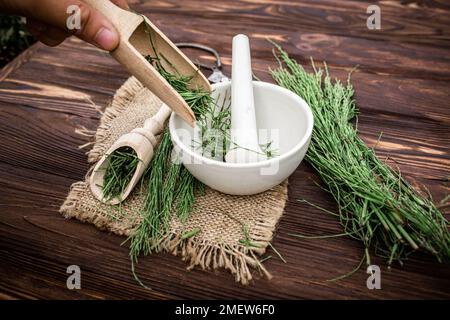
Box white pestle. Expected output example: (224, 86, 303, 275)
(225, 34, 266, 163)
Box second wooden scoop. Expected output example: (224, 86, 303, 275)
(90, 104, 172, 204)
(84, 0, 211, 126)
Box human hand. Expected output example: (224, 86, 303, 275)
(0, 0, 129, 50)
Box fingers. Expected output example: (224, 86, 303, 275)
(22, 0, 121, 51)
(74, 1, 120, 51)
(26, 18, 48, 37)
(27, 18, 69, 47)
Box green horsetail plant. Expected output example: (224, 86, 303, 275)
(100, 20, 214, 268)
(127, 22, 214, 263)
(270, 44, 450, 270)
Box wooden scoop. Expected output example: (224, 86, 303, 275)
(83, 0, 211, 126)
(90, 104, 172, 204)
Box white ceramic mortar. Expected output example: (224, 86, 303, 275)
(169, 81, 314, 195)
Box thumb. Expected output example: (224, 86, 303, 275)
(74, 2, 120, 51)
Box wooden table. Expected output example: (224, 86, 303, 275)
(1, 0, 449, 299)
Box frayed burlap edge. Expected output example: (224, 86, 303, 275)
(60, 77, 288, 285)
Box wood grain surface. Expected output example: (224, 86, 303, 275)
(0, 0, 449, 299)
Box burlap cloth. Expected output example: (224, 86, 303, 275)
(60, 77, 288, 284)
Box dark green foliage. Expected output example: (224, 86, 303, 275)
(0, 15, 34, 68)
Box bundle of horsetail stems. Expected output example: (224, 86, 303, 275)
(270, 45, 450, 268)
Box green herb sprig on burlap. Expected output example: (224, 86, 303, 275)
(270, 44, 450, 271)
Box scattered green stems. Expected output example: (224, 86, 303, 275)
(181, 228, 201, 240)
(101, 147, 140, 202)
(270, 45, 450, 266)
(268, 242, 287, 263)
(128, 129, 174, 260)
(239, 224, 261, 248)
(128, 132, 203, 262)
(174, 167, 204, 221)
(259, 255, 272, 263)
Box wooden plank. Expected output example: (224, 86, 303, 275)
(139, 0, 450, 47)
(1, 160, 449, 299)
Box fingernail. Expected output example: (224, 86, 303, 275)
(94, 27, 117, 50)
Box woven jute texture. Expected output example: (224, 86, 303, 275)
(60, 77, 288, 284)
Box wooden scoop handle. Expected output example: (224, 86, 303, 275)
(131, 104, 172, 147)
